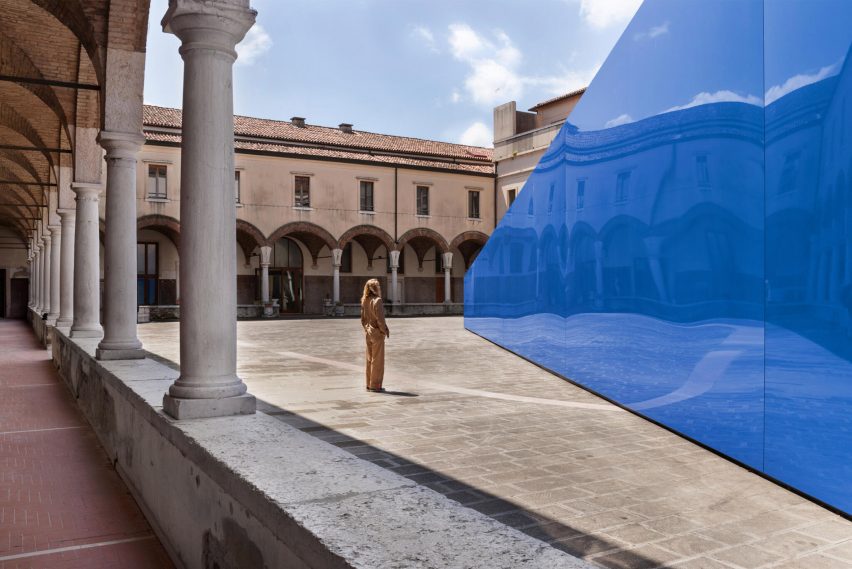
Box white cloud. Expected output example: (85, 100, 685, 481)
(458, 121, 493, 147)
(448, 23, 597, 107)
(451, 89, 462, 103)
(236, 25, 272, 66)
(664, 90, 762, 113)
(634, 21, 669, 41)
(577, 0, 642, 29)
(605, 113, 634, 128)
(413, 25, 439, 53)
(764, 63, 840, 105)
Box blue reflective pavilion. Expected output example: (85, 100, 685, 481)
(465, 0, 852, 515)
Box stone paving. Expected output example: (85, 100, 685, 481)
(0, 319, 173, 569)
(138, 316, 852, 569)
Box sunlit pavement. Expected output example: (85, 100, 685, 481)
(138, 317, 852, 569)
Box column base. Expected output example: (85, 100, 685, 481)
(96, 347, 146, 360)
(162, 393, 256, 420)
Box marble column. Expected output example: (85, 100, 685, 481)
(331, 247, 342, 304)
(260, 245, 271, 302)
(32, 244, 41, 311)
(56, 210, 76, 328)
(442, 252, 453, 304)
(70, 183, 103, 338)
(97, 132, 146, 360)
(162, 0, 257, 419)
(26, 251, 32, 308)
(389, 250, 400, 304)
(41, 234, 52, 316)
(48, 225, 61, 324)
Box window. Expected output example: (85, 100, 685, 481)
(468, 190, 480, 219)
(696, 155, 710, 187)
(576, 179, 586, 210)
(507, 189, 517, 207)
(147, 165, 167, 199)
(616, 171, 630, 203)
(779, 151, 800, 194)
(547, 184, 555, 213)
(294, 175, 310, 208)
(341, 242, 352, 273)
(235, 171, 241, 204)
(360, 180, 374, 212)
(137, 242, 158, 305)
(416, 185, 429, 215)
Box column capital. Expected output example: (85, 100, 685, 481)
(48, 224, 61, 236)
(331, 247, 343, 268)
(259, 245, 272, 266)
(389, 249, 400, 269)
(57, 208, 76, 221)
(97, 130, 146, 159)
(71, 182, 103, 201)
(442, 251, 453, 271)
(163, 0, 256, 56)
(41, 234, 51, 246)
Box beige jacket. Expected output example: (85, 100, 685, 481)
(361, 296, 389, 336)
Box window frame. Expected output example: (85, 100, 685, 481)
(136, 241, 159, 306)
(615, 171, 631, 203)
(576, 179, 586, 210)
(416, 185, 430, 216)
(147, 164, 168, 200)
(294, 175, 311, 208)
(468, 190, 481, 219)
(235, 170, 242, 204)
(359, 180, 375, 213)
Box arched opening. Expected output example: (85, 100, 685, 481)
(263, 237, 304, 314)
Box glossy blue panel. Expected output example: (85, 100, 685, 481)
(466, 0, 852, 514)
(764, 0, 852, 514)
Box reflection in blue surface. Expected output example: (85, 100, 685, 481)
(465, 0, 852, 514)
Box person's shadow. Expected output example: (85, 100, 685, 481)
(378, 390, 418, 397)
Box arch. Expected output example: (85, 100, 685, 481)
(450, 230, 489, 270)
(337, 225, 395, 268)
(236, 219, 266, 261)
(267, 221, 336, 267)
(397, 227, 450, 269)
(138, 214, 180, 248)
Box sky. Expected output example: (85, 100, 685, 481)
(143, 0, 642, 148)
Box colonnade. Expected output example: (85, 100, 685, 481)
(26, 0, 258, 420)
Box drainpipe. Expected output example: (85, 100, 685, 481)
(394, 167, 398, 241)
(493, 171, 498, 228)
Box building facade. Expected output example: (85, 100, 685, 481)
(131, 106, 494, 316)
(492, 88, 584, 221)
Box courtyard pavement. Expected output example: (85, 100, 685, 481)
(0, 319, 173, 569)
(137, 316, 852, 569)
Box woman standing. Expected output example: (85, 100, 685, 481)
(360, 278, 390, 392)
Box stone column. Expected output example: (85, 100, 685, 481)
(259, 245, 271, 302)
(56, 210, 76, 328)
(442, 251, 453, 304)
(162, 0, 257, 419)
(96, 132, 146, 360)
(41, 234, 52, 316)
(48, 225, 61, 324)
(34, 242, 43, 313)
(70, 183, 103, 338)
(331, 247, 342, 303)
(389, 249, 400, 304)
(30, 243, 39, 309)
(26, 250, 32, 307)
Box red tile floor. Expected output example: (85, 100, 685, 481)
(0, 319, 173, 568)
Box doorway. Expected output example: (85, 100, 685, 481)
(257, 237, 304, 313)
(0, 269, 5, 317)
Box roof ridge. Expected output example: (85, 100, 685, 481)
(142, 104, 493, 154)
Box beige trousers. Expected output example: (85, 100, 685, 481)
(365, 326, 385, 389)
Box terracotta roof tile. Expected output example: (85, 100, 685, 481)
(142, 105, 494, 165)
(143, 130, 495, 175)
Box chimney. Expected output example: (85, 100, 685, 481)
(338, 123, 354, 134)
(291, 116, 306, 127)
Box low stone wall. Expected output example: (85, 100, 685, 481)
(30, 308, 50, 346)
(51, 329, 590, 569)
(138, 305, 263, 322)
(341, 303, 463, 317)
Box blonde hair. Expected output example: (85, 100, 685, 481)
(360, 278, 381, 307)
